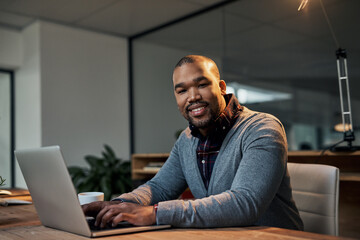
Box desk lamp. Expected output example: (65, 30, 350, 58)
(298, 0, 359, 151)
(330, 49, 360, 151)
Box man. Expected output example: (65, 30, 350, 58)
(82, 55, 304, 230)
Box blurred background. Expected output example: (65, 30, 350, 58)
(0, 0, 359, 185)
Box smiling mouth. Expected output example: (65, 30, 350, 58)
(187, 103, 208, 117)
(191, 106, 205, 114)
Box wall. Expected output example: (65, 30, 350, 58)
(39, 21, 130, 168)
(1, 21, 129, 188)
(133, 41, 189, 153)
(0, 72, 11, 186)
(0, 27, 22, 69)
(15, 22, 42, 187)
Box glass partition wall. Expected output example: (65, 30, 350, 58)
(132, 0, 360, 153)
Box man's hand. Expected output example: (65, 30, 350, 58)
(82, 201, 121, 218)
(82, 201, 156, 228)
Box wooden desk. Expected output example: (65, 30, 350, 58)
(0, 202, 354, 240)
(0, 189, 40, 229)
(1, 225, 354, 240)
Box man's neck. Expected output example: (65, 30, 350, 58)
(198, 128, 209, 137)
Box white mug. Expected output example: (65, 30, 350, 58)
(78, 192, 104, 205)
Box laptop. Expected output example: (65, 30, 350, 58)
(15, 146, 171, 237)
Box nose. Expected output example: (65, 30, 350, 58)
(188, 87, 201, 103)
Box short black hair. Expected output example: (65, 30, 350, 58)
(175, 56, 196, 68)
(174, 55, 220, 80)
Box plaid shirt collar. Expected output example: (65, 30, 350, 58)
(190, 94, 243, 139)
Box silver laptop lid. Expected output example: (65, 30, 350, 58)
(15, 146, 91, 237)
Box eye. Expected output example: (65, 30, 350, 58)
(198, 83, 209, 88)
(177, 89, 186, 94)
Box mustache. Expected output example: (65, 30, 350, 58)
(186, 101, 208, 112)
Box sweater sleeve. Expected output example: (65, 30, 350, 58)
(113, 137, 188, 206)
(156, 116, 288, 227)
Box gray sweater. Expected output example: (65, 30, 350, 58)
(118, 107, 304, 230)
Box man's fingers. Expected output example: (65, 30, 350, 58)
(112, 213, 131, 227)
(92, 202, 154, 228)
(95, 204, 126, 228)
(100, 207, 119, 228)
(112, 213, 126, 227)
(95, 205, 110, 226)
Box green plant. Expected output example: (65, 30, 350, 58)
(0, 176, 5, 187)
(68, 145, 132, 201)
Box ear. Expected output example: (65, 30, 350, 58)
(219, 80, 227, 95)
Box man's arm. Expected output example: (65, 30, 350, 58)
(82, 136, 189, 226)
(156, 117, 288, 227)
(113, 139, 189, 205)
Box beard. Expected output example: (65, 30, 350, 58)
(185, 101, 220, 129)
(189, 116, 213, 128)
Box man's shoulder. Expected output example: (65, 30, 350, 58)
(239, 107, 281, 123)
(180, 127, 191, 138)
(234, 107, 284, 133)
(176, 127, 194, 141)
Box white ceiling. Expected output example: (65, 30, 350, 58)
(0, 0, 359, 99)
(0, 0, 224, 36)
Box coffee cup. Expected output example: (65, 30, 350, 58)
(78, 192, 104, 205)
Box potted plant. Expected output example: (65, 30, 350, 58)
(0, 176, 9, 195)
(0, 176, 5, 187)
(68, 145, 132, 201)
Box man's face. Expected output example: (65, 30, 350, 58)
(173, 60, 226, 134)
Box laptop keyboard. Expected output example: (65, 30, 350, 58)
(87, 218, 136, 231)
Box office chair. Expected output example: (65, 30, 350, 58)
(288, 163, 339, 236)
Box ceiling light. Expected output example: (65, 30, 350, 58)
(298, 0, 309, 11)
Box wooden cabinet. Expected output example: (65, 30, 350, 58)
(288, 151, 360, 181)
(131, 151, 360, 181)
(131, 153, 169, 180)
